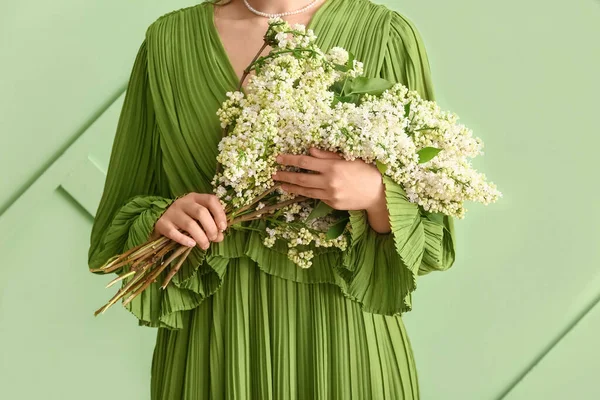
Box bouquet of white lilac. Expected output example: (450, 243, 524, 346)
(212, 18, 501, 268)
(91, 18, 501, 316)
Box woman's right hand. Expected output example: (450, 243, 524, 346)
(149, 193, 228, 249)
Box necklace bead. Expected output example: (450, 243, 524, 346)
(243, 0, 321, 18)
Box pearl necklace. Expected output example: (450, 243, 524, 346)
(243, 0, 321, 18)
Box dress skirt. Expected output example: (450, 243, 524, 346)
(150, 257, 420, 400)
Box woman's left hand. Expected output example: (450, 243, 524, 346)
(273, 147, 391, 233)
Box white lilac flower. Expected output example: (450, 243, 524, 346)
(327, 47, 349, 65)
(214, 18, 502, 268)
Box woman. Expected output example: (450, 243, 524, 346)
(88, 0, 456, 398)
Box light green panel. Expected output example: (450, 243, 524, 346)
(0, 95, 163, 398)
(379, 0, 600, 399)
(0, 0, 197, 214)
(0, 188, 158, 399)
(504, 299, 600, 399)
(61, 155, 107, 216)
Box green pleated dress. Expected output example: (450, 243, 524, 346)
(87, 0, 456, 398)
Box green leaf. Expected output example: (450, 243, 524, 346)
(330, 81, 345, 95)
(326, 217, 349, 240)
(306, 201, 334, 221)
(334, 64, 349, 72)
(376, 160, 387, 174)
(346, 77, 394, 96)
(404, 101, 411, 118)
(335, 94, 358, 104)
(417, 147, 442, 164)
(345, 51, 356, 69)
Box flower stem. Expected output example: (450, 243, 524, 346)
(226, 183, 282, 219)
(230, 196, 308, 225)
(93, 241, 186, 315)
(238, 41, 269, 92)
(105, 270, 136, 289)
(215, 40, 270, 175)
(94, 261, 153, 316)
(160, 246, 194, 289)
(122, 245, 189, 307)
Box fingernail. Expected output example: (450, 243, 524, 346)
(187, 240, 196, 247)
(276, 155, 282, 163)
(219, 222, 227, 230)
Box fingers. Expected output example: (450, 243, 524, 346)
(280, 183, 329, 200)
(185, 194, 227, 244)
(276, 153, 329, 172)
(173, 212, 211, 250)
(195, 204, 220, 241)
(178, 203, 221, 248)
(272, 170, 326, 189)
(308, 147, 343, 159)
(196, 194, 228, 232)
(157, 220, 198, 248)
(154, 193, 227, 250)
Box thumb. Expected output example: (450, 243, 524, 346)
(309, 147, 343, 159)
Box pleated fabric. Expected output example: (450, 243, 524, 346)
(87, 0, 457, 398)
(151, 257, 420, 400)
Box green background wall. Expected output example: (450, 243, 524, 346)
(1, 0, 598, 399)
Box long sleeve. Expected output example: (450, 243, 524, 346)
(342, 10, 456, 314)
(87, 38, 176, 276)
(380, 10, 456, 276)
(87, 35, 215, 330)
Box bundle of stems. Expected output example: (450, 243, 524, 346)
(91, 183, 308, 316)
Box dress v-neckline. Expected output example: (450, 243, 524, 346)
(205, 0, 337, 92)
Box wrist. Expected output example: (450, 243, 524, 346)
(365, 192, 387, 221)
(365, 173, 386, 215)
(364, 174, 391, 234)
